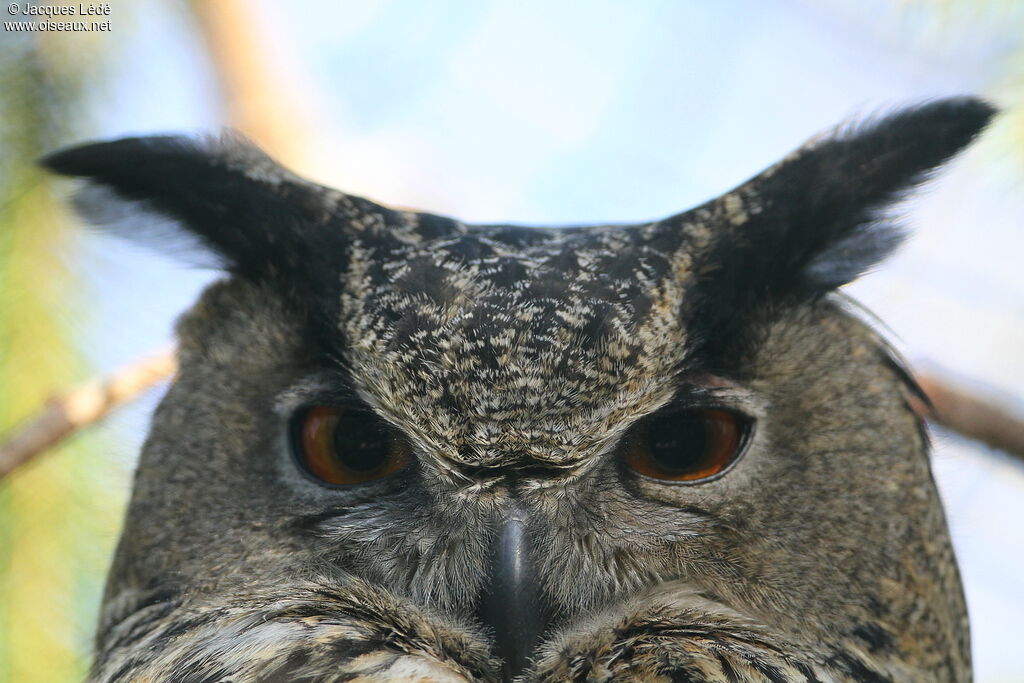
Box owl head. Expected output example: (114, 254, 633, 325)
(44, 98, 992, 681)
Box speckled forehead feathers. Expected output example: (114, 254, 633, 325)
(340, 222, 701, 471)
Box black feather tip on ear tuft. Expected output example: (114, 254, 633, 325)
(39, 133, 352, 284)
(750, 96, 995, 298)
(680, 96, 996, 361)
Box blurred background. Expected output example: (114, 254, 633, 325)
(1, 1, 1022, 680)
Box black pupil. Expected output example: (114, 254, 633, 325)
(332, 412, 391, 472)
(646, 412, 708, 473)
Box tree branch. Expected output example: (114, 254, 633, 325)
(916, 372, 1024, 465)
(188, 0, 318, 164)
(0, 350, 175, 478)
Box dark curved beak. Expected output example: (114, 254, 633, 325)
(474, 506, 551, 681)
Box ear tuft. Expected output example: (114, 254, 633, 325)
(806, 97, 994, 283)
(40, 133, 344, 282)
(701, 97, 995, 298)
(678, 97, 996, 360)
(800, 221, 906, 291)
(762, 96, 996, 296)
(67, 179, 227, 269)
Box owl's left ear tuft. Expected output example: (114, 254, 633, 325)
(681, 97, 995, 359)
(794, 97, 995, 291)
(724, 97, 995, 297)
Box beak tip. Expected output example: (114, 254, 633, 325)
(474, 507, 551, 680)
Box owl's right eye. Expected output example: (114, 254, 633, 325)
(291, 406, 411, 486)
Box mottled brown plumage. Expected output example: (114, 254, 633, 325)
(44, 97, 992, 682)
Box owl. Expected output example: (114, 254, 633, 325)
(43, 97, 992, 682)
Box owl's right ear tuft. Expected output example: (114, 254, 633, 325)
(40, 134, 349, 284)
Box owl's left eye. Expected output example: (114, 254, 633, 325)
(622, 408, 751, 483)
(291, 406, 411, 486)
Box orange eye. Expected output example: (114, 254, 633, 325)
(293, 406, 410, 486)
(623, 409, 749, 483)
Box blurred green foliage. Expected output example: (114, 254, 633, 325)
(0, 26, 123, 683)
